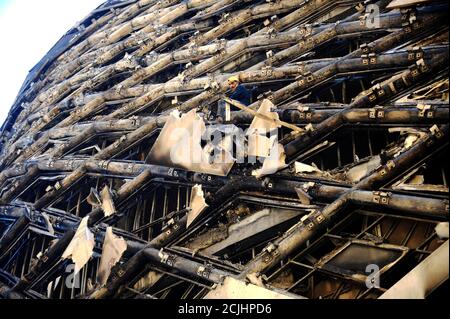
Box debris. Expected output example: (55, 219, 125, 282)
(41, 213, 55, 235)
(435, 222, 449, 239)
(62, 216, 95, 275)
(0, 0, 447, 301)
(294, 162, 321, 174)
(187, 185, 209, 228)
(97, 227, 127, 285)
(204, 276, 298, 299)
(147, 110, 235, 176)
(252, 136, 287, 178)
(295, 187, 312, 205)
(100, 186, 117, 217)
(248, 99, 281, 134)
(345, 156, 381, 182)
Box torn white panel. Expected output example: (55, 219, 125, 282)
(246, 273, 265, 287)
(389, 128, 425, 157)
(247, 134, 272, 158)
(295, 188, 312, 205)
(294, 162, 321, 174)
(345, 156, 381, 182)
(248, 99, 281, 135)
(435, 223, 449, 240)
(97, 227, 127, 286)
(204, 276, 300, 299)
(252, 136, 287, 178)
(87, 187, 101, 207)
(147, 109, 235, 176)
(187, 185, 209, 228)
(380, 240, 449, 299)
(47, 276, 61, 297)
(62, 216, 95, 275)
(205, 124, 246, 162)
(41, 213, 55, 236)
(100, 186, 117, 217)
(403, 134, 419, 150)
(47, 281, 53, 298)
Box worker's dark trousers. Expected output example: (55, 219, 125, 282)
(217, 100, 227, 119)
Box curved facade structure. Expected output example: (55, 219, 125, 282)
(0, 0, 448, 299)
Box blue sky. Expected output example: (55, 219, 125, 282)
(0, 0, 106, 127)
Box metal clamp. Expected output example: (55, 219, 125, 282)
(373, 84, 385, 97)
(54, 182, 62, 191)
(315, 212, 325, 224)
(262, 243, 280, 264)
(408, 47, 423, 61)
(430, 125, 443, 139)
(417, 104, 434, 118)
(297, 106, 312, 120)
(301, 214, 316, 230)
(373, 191, 391, 205)
(369, 106, 385, 119)
(261, 65, 273, 76)
(197, 265, 212, 279)
(164, 221, 179, 236)
(360, 43, 372, 55)
(401, 9, 417, 29)
(218, 13, 230, 24)
(159, 249, 176, 267)
(299, 24, 313, 37)
(362, 53, 377, 65)
(379, 160, 395, 177)
(386, 160, 396, 170)
(365, 89, 377, 102)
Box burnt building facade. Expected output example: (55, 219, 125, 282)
(0, 0, 448, 299)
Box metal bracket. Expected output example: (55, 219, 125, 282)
(360, 43, 373, 55)
(261, 65, 274, 77)
(159, 249, 176, 267)
(301, 214, 316, 230)
(262, 243, 280, 264)
(362, 53, 377, 65)
(299, 24, 313, 37)
(369, 106, 385, 119)
(167, 168, 179, 178)
(54, 182, 62, 191)
(417, 104, 434, 118)
(430, 125, 443, 139)
(297, 106, 312, 120)
(197, 265, 212, 279)
(408, 47, 423, 61)
(366, 89, 377, 102)
(164, 221, 180, 236)
(218, 13, 230, 24)
(373, 191, 391, 205)
(401, 9, 417, 30)
(380, 160, 395, 177)
(386, 160, 396, 170)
